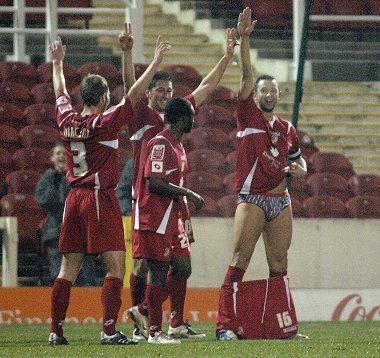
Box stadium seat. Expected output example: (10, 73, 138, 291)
(348, 174, 380, 197)
(328, 1, 367, 29)
(188, 194, 219, 217)
(0, 124, 21, 154)
(13, 147, 51, 173)
(297, 130, 319, 160)
(19, 124, 60, 150)
(0, 102, 26, 130)
(302, 195, 347, 218)
(173, 83, 192, 98)
(37, 61, 79, 90)
(161, 64, 202, 91)
(111, 85, 125, 105)
(217, 194, 237, 217)
(0, 193, 46, 252)
(23, 103, 56, 127)
(0, 61, 38, 87)
(223, 172, 235, 195)
(78, 62, 121, 90)
(5, 169, 41, 194)
(195, 104, 236, 134)
(289, 176, 311, 202)
(346, 195, 380, 218)
(134, 63, 149, 79)
(187, 171, 225, 200)
(187, 149, 230, 177)
(203, 85, 237, 114)
(0, 82, 32, 109)
(244, 0, 291, 27)
(290, 197, 303, 217)
(307, 172, 353, 202)
(31, 83, 56, 104)
(226, 151, 237, 173)
(309, 151, 355, 180)
(187, 127, 234, 155)
(0, 148, 14, 193)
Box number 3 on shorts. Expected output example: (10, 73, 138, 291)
(70, 141, 88, 177)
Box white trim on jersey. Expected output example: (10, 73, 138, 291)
(165, 168, 178, 175)
(233, 281, 238, 317)
(58, 112, 75, 128)
(130, 124, 156, 141)
(237, 127, 266, 138)
(99, 139, 119, 149)
(94, 172, 100, 190)
(284, 276, 292, 311)
(261, 279, 269, 324)
(156, 200, 173, 235)
(287, 121, 292, 134)
(94, 188, 100, 221)
(134, 197, 139, 230)
(240, 158, 259, 194)
(92, 115, 100, 129)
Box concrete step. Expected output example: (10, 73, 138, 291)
(280, 111, 380, 122)
(304, 133, 380, 145)
(144, 13, 179, 26)
(143, 50, 224, 64)
(144, 23, 195, 35)
(317, 143, 380, 154)
(300, 122, 380, 135)
(281, 81, 379, 92)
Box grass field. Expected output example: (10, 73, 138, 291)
(0, 321, 379, 357)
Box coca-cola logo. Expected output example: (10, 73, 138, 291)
(332, 294, 380, 321)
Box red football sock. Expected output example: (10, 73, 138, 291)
(101, 276, 123, 336)
(146, 284, 166, 336)
(223, 265, 246, 284)
(166, 270, 187, 328)
(269, 270, 287, 277)
(130, 273, 147, 306)
(50, 278, 72, 335)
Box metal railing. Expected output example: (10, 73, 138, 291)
(0, 0, 143, 62)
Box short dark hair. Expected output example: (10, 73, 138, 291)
(80, 74, 109, 106)
(254, 74, 277, 92)
(165, 97, 194, 126)
(148, 71, 172, 90)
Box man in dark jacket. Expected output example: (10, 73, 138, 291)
(35, 141, 96, 286)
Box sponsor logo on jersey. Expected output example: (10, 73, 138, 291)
(151, 144, 165, 160)
(57, 95, 68, 105)
(152, 160, 163, 173)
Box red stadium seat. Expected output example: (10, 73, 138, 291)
(223, 172, 235, 195)
(5, 169, 41, 194)
(307, 172, 353, 202)
(0, 124, 21, 154)
(297, 130, 319, 160)
(290, 197, 303, 217)
(303, 195, 347, 218)
(328, 1, 367, 29)
(217, 194, 237, 217)
(187, 149, 230, 177)
(226, 151, 237, 173)
(134, 63, 149, 79)
(187, 127, 234, 155)
(173, 84, 192, 98)
(78, 62, 121, 90)
(0, 102, 26, 130)
(195, 104, 236, 134)
(0, 148, 14, 189)
(111, 85, 125, 105)
(19, 124, 60, 150)
(0, 61, 38, 87)
(0, 82, 32, 109)
(37, 61, 79, 90)
(70, 85, 83, 111)
(346, 195, 380, 218)
(203, 86, 237, 114)
(161, 64, 202, 91)
(189, 194, 219, 217)
(289, 177, 311, 202)
(23, 103, 56, 127)
(348, 174, 380, 197)
(244, 0, 291, 27)
(31, 83, 56, 104)
(187, 171, 225, 200)
(0, 193, 46, 252)
(13, 147, 51, 173)
(309, 151, 355, 180)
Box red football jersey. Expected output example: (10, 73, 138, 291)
(133, 128, 188, 235)
(55, 92, 133, 189)
(234, 92, 301, 194)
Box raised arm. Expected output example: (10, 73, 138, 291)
(49, 37, 68, 97)
(191, 28, 238, 107)
(238, 7, 257, 99)
(119, 23, 136, 94)
(127, 36, 171, 107)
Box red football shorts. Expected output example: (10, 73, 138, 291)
(171, 218, 191, 257)
(132, 229, 172, 262)
(59, 187, 125, 254)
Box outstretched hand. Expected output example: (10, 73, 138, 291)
(49, 37, 66, 62)
(152, 35, 171, 64)
(225, 27, 238, 57)
(237, 7, 257, 37)
(119, 23, 134, 51)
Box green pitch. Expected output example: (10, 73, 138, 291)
(0, 321, 379, 357)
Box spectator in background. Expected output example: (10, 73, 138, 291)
(35, 141, 96, 287)
(117, 158, 134, 216)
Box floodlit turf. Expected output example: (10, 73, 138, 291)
(0, 321, 379, 357)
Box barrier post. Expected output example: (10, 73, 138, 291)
(122, 216, 132, 288)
